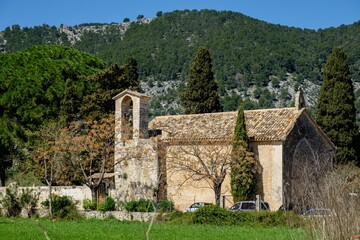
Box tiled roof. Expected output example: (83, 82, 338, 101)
(148, 108, 302, 142)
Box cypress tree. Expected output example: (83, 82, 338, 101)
(180, 47, 222, 114)
(316, 47, 360, 165)
(123, 57, 140, 91)
(230, 104, 257, 201)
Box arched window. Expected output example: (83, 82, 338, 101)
(121, 96, 133, 140)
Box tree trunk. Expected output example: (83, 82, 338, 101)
(48, 184, 52, 218)
(91, 186, 98, 205)
(214, 182, 222, 206)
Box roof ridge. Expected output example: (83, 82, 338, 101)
(151, 107, 297, 120)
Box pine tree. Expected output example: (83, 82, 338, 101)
(230, 104, 257, 201)
(316, 47, 360, 165)
(180, 47, 222, 114)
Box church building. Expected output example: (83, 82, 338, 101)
(112, 89, 335, 211)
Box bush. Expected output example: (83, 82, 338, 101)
(124, 198, 155, 212)
(83, 199, 97, 210)
(1, 185, 22, 217)
(97, 197, 116, 212)
(190, 205, 303, 227)
(157, 199, 174, 212)
(0, 183, 39, 217)
(193, 205, 231, 225)
(42, 195, 82, 220)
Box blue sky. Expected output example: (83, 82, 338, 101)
(0, 0, 359, 31)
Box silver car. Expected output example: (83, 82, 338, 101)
(185, 202, 213, 212)
(229, 200, 270, 212)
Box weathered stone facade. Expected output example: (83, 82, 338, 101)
(113, 89, 335, 211)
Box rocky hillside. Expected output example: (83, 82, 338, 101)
(1, 10, 360, 121)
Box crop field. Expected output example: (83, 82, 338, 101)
(0, 217, 307, 240)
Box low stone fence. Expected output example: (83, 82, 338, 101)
(0, 208, 157, 221)
(0, 185, 91, 210)
(81, 211, 157, 221)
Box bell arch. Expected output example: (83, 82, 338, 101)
(120, 95, 134, 140)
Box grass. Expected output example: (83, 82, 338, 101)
(0, 217, 307, 240)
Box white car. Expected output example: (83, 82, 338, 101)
(185, 202, 213, 212)
(229, 200, 270, 212)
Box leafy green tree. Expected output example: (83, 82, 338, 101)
(316, 47, 360, 165)
(230, 104, 257, 201)
(0, 45, 105, 183)
(123, 18, 130, 23)
(180, 47, 222, 114)
(156, 11, 163, 18)
(80, 58, 140, 119)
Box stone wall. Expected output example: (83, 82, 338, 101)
(165, 144, 233, 211)
(0, 185, 91, 210)
(251, 141, 283, 210)
(283, 110, 334, 210)
(114, 139, 158, 202)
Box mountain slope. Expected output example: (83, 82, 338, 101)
(1, 9, 360, 118)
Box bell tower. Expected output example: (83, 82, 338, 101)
(112, 89, 150, 141)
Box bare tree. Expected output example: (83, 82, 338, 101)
(167, 140, 232, 206)
(56, 114, 115, 204)
(304, 164, 360, 240)
(34, 121, 64, 217)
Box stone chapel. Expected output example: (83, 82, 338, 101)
(112, 89, 335, 211)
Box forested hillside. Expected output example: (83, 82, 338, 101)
(1, 9, 360, 118)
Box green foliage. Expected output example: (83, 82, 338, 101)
(0, 217, 308, 240)
(316, 47, 360, 165)
(97, 196, 116, 212)
(80, 60, 139, 119)
(124, 198, 155, 212)
(1, 184, 21, 217)
(157, 199, 175, 212)
(0, 184, 39, 217)
(42, 195, 82, 219)
(2, 10, 360, 119)
(231, 105, 257, 200)
(190, 205, 303, 227)
(123, 198, 173, 212)
(180, 47, 222, 114)
(0, 45, 105, 183)
(193, 205, 231, 225)
(83, 199, 97, 210)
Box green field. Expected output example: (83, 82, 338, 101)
(0, 217, 307, 240)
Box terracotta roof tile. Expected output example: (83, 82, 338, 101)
(148, 108, 302, 142)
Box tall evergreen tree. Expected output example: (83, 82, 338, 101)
(316, 47, 360, 165)
(180, 47, 222, 114)
(123, 57, 140, 91)
(230, 104, 257, 201)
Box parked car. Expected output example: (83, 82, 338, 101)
(185, 202, 213, 212)
(229, 200, 270, 212)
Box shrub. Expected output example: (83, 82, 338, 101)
(1, 184, 22, 217)
(157, 199, 174, 212)
(19, 188, 39, 218)
(83, 199, 97, 210)
(124, 198, 155, 212)
(97, 197, 116, 212)
(191, 204, 303, 227)
(193, 205, 231, 225)
(42, 195, 82, 220)
(0, 184, 39, 217)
